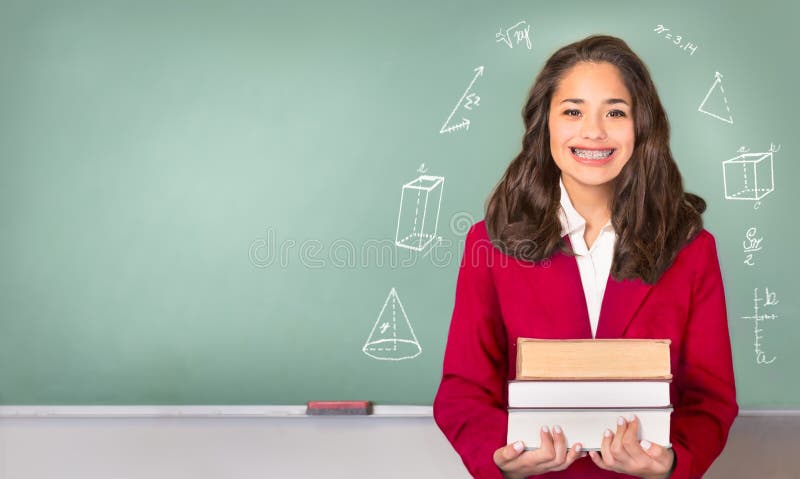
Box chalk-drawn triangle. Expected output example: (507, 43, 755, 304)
(362, 288, 422, 361)
(698, 72, 733, 124)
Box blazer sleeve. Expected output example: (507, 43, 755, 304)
(669, 231, 739, 479)
(433, 223, 509, 479)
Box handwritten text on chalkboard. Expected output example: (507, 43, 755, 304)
(653, 24, 698, 56)
(496, 20, 532, 50)
(742, 227, 764, 266)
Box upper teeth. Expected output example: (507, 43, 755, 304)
(572, 148, 614, 160)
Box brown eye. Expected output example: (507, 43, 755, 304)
(564, 109, 581, 117)
(608, 110, 627, 118)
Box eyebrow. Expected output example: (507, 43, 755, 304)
(560, 98, 630, 106)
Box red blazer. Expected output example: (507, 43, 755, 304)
(434, 221, 738, 479)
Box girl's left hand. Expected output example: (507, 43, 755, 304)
(588, 414, 675, 479)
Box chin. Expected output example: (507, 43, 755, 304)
(564, 170, 621, 188)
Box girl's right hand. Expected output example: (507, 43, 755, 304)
(494, 425, 587, 479)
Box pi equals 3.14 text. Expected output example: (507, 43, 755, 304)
(653, 24, 698, 56)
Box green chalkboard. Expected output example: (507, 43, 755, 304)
(1, 0, 798, 407)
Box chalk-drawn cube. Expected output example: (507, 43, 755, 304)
(395, 175, 444, 251)
(722, 152, 774, 201)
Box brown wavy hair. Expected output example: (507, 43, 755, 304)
(485, 35, 706, 285)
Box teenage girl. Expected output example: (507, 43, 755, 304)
(434, 35, 738, 479)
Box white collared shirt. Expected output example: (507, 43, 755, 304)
(557, 177, 617, 338)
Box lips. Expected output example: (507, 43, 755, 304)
(569, 146, 617, 165)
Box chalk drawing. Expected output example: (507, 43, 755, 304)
(723, 143, 778, 207)
(698, 71, 733, 124)
(741, 287, 779, 365)
(363, 288, 422, 361)
(395, 175, 445, 252)
(440, 66, 483, 134)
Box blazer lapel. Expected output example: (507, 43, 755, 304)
(595, 270, 653, 339)
(552, 239, 594, 338)
(521, 236, 593, 339)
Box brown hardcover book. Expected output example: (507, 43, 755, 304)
(516, 338, 672, 380)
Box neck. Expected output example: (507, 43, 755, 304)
(562, 176, 613, 227)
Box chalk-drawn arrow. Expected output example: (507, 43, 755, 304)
(440, 66, 484, 134)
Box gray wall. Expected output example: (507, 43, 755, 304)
(0, 414, 797, 478)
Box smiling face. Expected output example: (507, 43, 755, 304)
(548, 61, 635, 193)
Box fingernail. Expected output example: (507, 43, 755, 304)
(581, 452, 588, 458)
(627, 413, 636, 422)
(513, 441, 524, 452)
(641, 440, 652, 451)
(554, 425, 562, 434)
(617, 416, 625, 426)
(604, 429, 612, 438)
(574, 444, 582, 452)
(541, 425, 550, 433)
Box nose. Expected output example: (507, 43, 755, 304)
(580, 114, 607, 141)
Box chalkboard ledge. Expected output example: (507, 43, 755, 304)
(0, 407, 797, 418)
(0, 405, 433, 418)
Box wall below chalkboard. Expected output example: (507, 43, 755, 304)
(0, 411, 797, 478)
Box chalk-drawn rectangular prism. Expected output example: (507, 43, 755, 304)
(395, 176, 444, 251)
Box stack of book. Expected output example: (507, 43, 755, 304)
(507, 338, 673, 451)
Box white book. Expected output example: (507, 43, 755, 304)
(507, 408, 672, 451)
(508, 381, 671, 408)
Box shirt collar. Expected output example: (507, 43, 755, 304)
(557, 176, 614, 238)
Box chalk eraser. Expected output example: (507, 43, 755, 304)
(306, 400, 373, 415)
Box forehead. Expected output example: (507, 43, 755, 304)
(552, 62, 631, 102)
